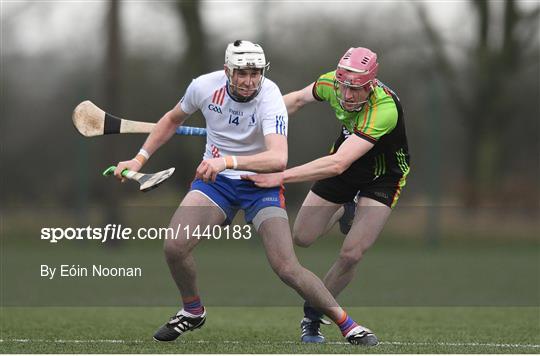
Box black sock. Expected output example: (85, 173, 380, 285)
(303, 301, 324, 321)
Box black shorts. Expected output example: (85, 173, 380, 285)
(311, 173, 407, 208)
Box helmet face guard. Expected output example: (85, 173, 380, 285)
(224, 40, 269, 102)
(334, 73, 374, 112)
(226, 63, 270, 103)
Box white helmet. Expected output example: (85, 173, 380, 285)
(224, 40, 269, 102)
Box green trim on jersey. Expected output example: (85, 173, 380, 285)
(373, 154, 387, 178)
(391, 148, 410, 208)
(396, 148, 410, 175)
(314, 71, 398, 141)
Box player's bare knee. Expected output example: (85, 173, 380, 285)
(338, 248, 364, 270)
(163, 235, 192, 261)
(292, 230, 316, 248)
(163, 239, 180, 259)
(272, 260, 300, 286)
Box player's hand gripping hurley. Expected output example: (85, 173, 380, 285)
(103, 166, 175, 192)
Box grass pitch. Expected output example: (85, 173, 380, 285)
(1, 306, 539, 353)
(2, 213, 539, 353)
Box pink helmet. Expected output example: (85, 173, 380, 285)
(335, 47, 378, 87)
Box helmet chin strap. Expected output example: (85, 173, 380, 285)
(227, 81, 259, 103)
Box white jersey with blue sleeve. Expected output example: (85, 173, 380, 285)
(179, 70, 288, 179)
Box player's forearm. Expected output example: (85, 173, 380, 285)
(284, 84, 315, 116)
(235, 151, 287, 173)
(283, 91, 304, 115)
(283, 155, 346, 183)
(141, 112, 181, 156)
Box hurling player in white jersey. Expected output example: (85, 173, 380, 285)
(113, 40, 375, 346)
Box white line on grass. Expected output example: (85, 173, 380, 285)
(379, 340, 540, 349)
(0, 339, 143, 344)
(1, 338, 539, 349)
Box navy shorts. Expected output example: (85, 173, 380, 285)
(190, 175, 286, 224)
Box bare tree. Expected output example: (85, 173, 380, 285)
(104, 0, 122, 113)
(99, 0, 123, 229)
(415, 0, 540, 207)
(175, 0, 208, 76)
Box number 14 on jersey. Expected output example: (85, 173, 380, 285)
(229, 115, 240, 126)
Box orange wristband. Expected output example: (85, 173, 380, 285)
(134, 154, 147, 166)
(224, 156, 234, 169)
